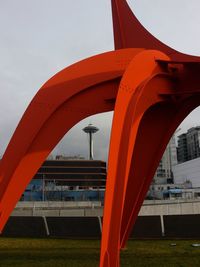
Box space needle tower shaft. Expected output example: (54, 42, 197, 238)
(82, 124, 99, 160)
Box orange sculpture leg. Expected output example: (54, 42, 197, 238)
(120, 63, 200, 248)
(119, 102, 198, 248)
(100, 51, 200, 266)
(0, 48, 143, 231)
(100, 50, 173, 267)
(111, 0, 200, 252)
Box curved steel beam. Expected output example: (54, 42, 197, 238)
(111, 0, 200, 62)
(100, 50, 200, 266)
(100, 49, 173, 267)
(120, 62, 200, 248)
(120, 94, 200, 249)
(0, 48, 143, 231)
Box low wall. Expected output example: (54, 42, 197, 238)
(47, 217, 101, 239)
(139, 200, 200, 216)
(164, 214, 200, 238)
(2, 214, 200, 239)
(1, 216, 47, 237)
(12, 199, 200, 217)
(4, 200, 200, 239)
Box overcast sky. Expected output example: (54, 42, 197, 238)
(1, 0, 200, 161)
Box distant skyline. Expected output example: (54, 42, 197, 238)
(1, 0, 200, 160)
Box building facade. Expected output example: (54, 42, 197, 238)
(177, 127, 200, 163)
(177, 133, 187, 163)
(174, 157, 200, 188)
(22, 159, 106, 202)
(153, 135, 177, 184)
(187, 127, 200, 160)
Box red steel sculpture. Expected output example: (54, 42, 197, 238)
(0, 0, 200, 266)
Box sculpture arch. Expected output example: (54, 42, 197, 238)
(0, 1, 200, 267)
(0, 48, 142, 230)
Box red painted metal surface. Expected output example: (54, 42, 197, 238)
(0, 48, 142, 231)
(1, 1, 200, 267)
(111, 0, 200, 62)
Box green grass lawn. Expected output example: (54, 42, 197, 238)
(0, 238, 200, 267)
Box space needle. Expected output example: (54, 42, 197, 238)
(82, 124, 99, 160)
